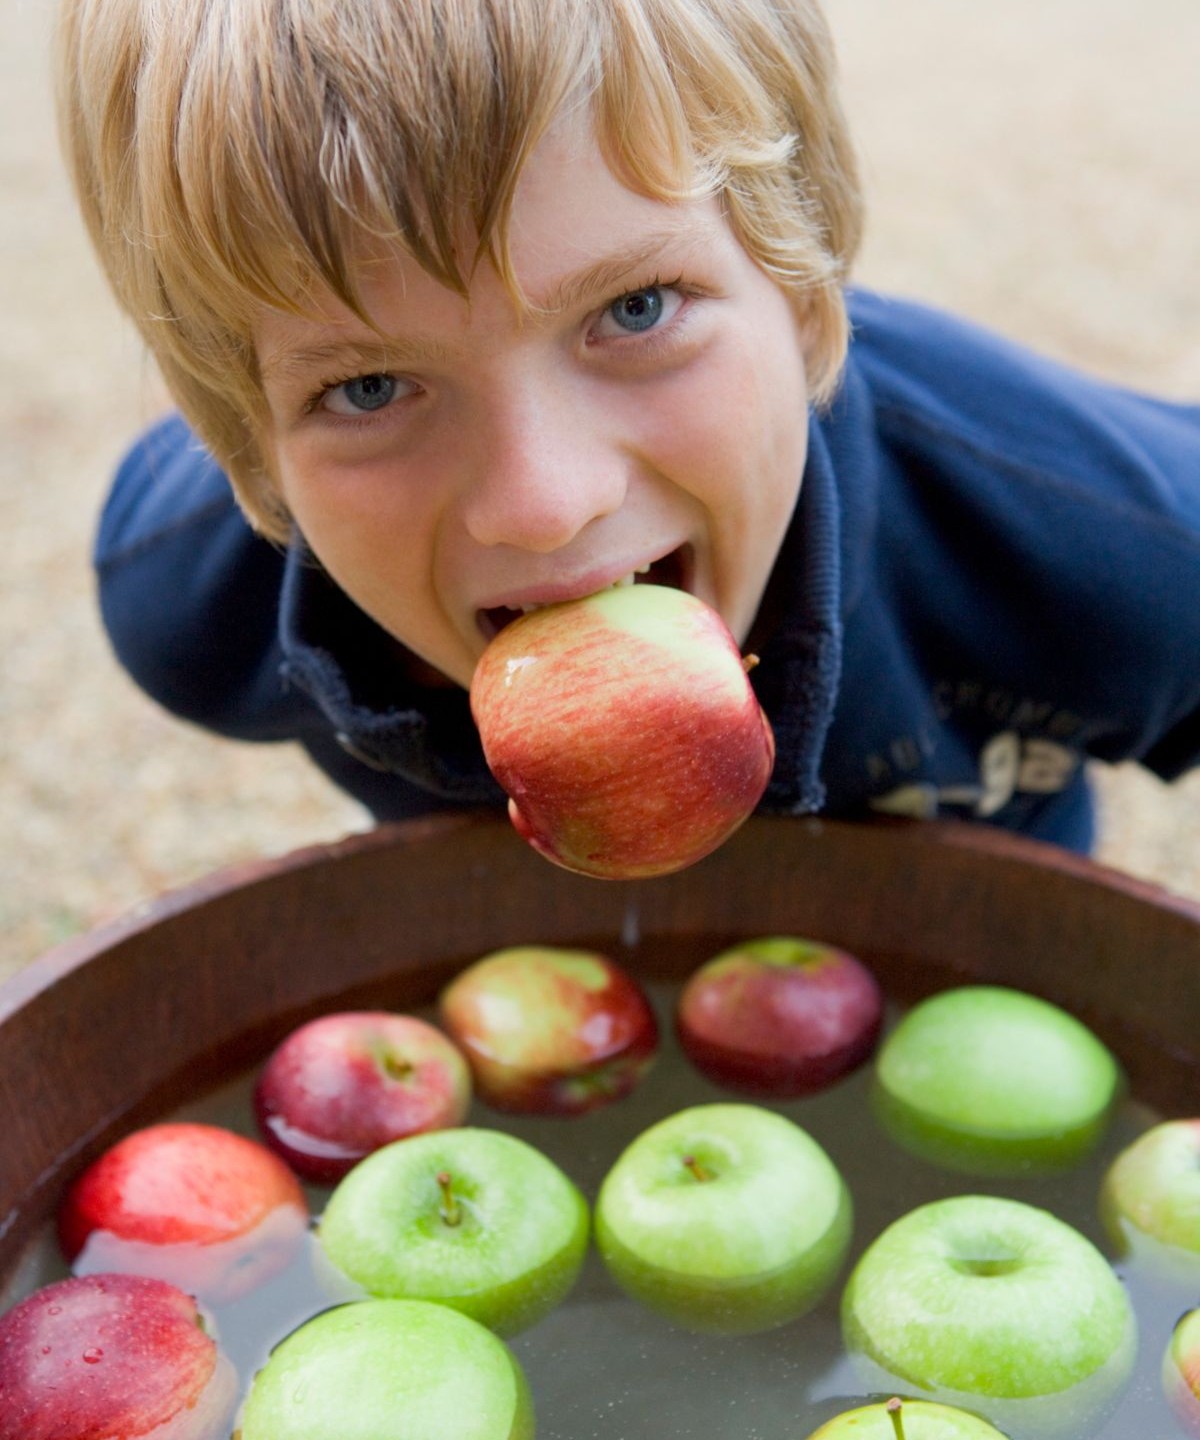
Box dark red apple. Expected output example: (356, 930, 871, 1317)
(675, 936, 884, 1097)
(0, 1273, 237, 1439)
(439, 946, 659, 1114)
(469, 584, 775, 879)
(58, 1121, 308, 1303)
(254, 1010, 473, 1183)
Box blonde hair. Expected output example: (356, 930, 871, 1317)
(57, 0, 863, 539)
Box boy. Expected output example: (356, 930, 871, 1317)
(57, 0, 1200, 857)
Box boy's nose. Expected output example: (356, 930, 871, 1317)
(460, 383, 629, 552)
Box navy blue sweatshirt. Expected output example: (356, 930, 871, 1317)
(94, 291, 1200, 851)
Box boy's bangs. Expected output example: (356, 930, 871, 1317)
(158, 0, 730, 339)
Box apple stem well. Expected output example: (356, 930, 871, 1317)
(681, 1154, 714, 1183)
(741, 653, 760, 674)
(436, 1171, 462, 1227)
(379, 1052, 414, 1081)
(949, 1253, 1023, 1278)
(887, 1397, 906, 1440)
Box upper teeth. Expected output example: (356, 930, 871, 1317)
(518, 565, 652, 612)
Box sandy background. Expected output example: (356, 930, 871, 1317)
(2, 0, 1198, 981)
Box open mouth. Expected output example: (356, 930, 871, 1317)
(477, 546, 692, 641)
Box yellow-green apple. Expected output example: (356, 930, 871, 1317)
(317, 1127, 588, 1335)
(842, 1195, 1136, 1438)
(0, 1273, 237, 1440)
(872, 985, 1121, 1175)
(675, 935, 884, 1097)
(235, 1298, 534, 1439)
(438, 945, 658, 1114)
(1164, 1306, 1200, 1436)
(58, 1121, 309, 1303)
(803, 1397, 1008, 1438)
(1099, 1118, 1200, 1267)
(594, 1102, 852, 1334)
(469, 584, 775, 879)
(253, 1010, 472, 1182)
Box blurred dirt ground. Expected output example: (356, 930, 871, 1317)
(2, 0, 1198, 980)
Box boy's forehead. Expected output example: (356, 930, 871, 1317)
(508, 110, 710, 269)
(258, 122, 729, 366)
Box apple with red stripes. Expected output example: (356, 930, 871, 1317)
(470, 584, 775, 879)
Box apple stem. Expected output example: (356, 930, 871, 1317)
(436, 1170, 462, 1227)
(886, 1397, 905, 1440)
(681, 1154, 714, 1183)
(742, 653, 760, 674)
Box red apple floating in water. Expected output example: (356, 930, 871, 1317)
(58, 1121, 308, 1303)
(0, 1272, 237, 1439)
(1165, 1306, 1200, 1436)
(439, 945, 658, 1114)
(675, 936, 884, 1097)
(469, 584, 775, 879)
(254, 1010, 472, 1183)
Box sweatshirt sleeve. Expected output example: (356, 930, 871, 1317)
(93, 414, 314, 741)
(847, 290, 1200, 787)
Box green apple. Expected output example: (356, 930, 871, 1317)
(317, 1127, 587, 1336)
(236, 1298, 534, 1439)
(594, 1102, 851, 1334)
(1100, 1118, 1200, 1268)
(1163, 1305, 1200, 1436)
(872, 986, 1121, 1174)
(803, 1396, 1008, 1438)
(842, 1195, 1135, 1438)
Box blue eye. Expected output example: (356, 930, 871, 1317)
(607, 287, 665, 333)
(339, 374, 396, 411)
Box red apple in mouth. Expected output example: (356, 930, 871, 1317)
(469, 583, 775, 879)
(477, 547, 689, 641)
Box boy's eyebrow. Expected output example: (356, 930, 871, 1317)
(533, 219, 710, 316)
(261, 338, 447, 384)
(260, 217, 713, 383)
